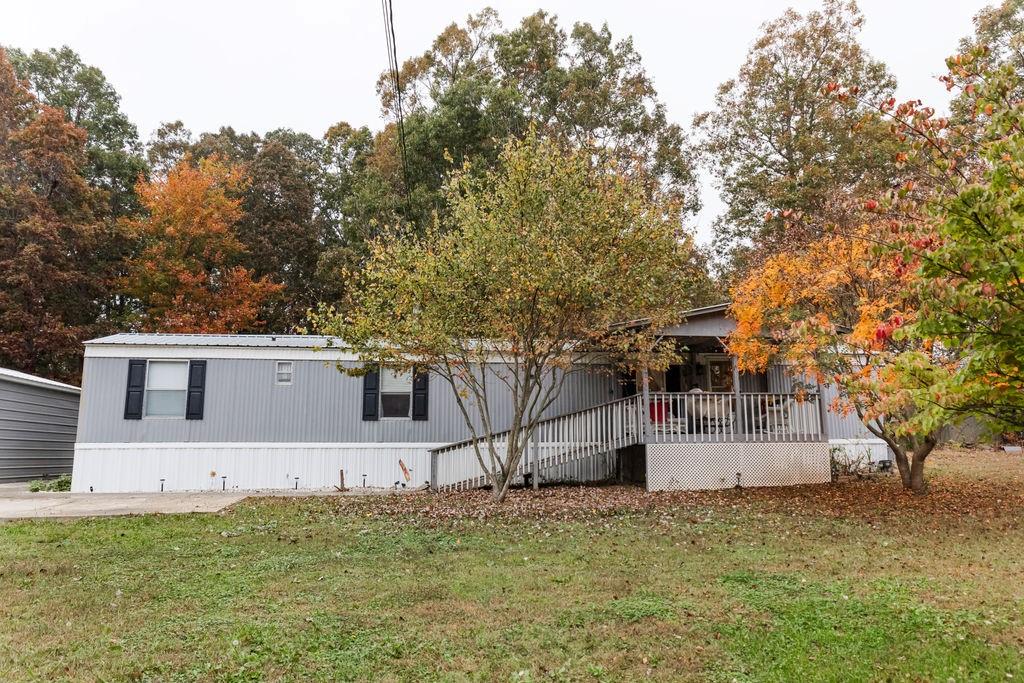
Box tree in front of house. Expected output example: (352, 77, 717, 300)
(881, 47, 1024, 432)
(120, 156, 282, 333)
(313, 131, 699, 502)
(694, 0, 900, 276)
(728, 218, 955, 493)
(0, 48, 114, 383)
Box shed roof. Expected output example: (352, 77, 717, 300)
(0, 367, 80, 394)
(85, 333, 344, 349)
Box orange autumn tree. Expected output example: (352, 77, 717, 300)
(728, 221, 956, 493)
(122, 156, 282, 332)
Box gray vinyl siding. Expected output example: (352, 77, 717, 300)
(77, 357, 619, 444)
(1, 379, 79, 482)
(766, 363, 874, 439)
(739, 371, 768, 393)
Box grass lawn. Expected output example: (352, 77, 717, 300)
(2, 449, 1023, 682)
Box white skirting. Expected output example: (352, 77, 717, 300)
(828, 438, 891, 465)
(72, 442, 441, 493)
(646, 442, 831, 491)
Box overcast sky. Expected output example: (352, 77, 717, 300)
(4, 0, 990, 242)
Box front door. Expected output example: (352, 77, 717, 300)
(707, 357, 733, 392)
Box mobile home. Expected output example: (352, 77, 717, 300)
(72, 305, 887, 493)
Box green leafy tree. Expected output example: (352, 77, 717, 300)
(232, 137, 323, 329)
(952, 0, 1023, 122)
(190, 127, 344, 330)
(694, 0, 899, 274)
(7, 46, 146, 218)
(146, 120, 194, 176)
(883, 53, 1024, 431)
(313, 132, 700, 502)
(368, 8, 700, 232)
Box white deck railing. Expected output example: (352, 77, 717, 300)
(646, 391, 822, 443)
(430, 395, 643, 492)
(429, 391, 823, 491)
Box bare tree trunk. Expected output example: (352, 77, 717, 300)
(908, 438, 936, 494)
(909, 455, 927, 494)
(491, 471, 508, 502)
(890, 446, 912, 490)
(859, 410, 936, 493)
(880, 437, 935, 493)
(491, 437, 526, 502)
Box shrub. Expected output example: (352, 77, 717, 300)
(28, 474, 71, 492)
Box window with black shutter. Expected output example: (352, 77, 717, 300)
(379, 369, 412, 418)
(125, 358, 206, 420)
(144, 360, 189, 417)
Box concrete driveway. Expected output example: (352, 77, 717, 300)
(0, 482, 247, 520)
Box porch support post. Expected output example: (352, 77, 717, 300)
(640, 366, 651, 443)
(814, 378, 829, 441)
(731, 355, 743, 440)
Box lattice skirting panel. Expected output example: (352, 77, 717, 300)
(646, 442, 831, 491)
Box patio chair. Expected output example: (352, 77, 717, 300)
(696, 396, 734, 434)
(761, 397, 793, 435)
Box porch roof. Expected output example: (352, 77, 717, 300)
(657, 302, 734, 339)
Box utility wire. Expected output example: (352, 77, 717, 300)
(381, 0, 410, 194)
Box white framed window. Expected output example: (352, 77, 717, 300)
(144, 360, 189, 417)
(275, 361, 293, 385)
(380, 368, 412, 418)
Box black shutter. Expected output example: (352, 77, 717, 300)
(124, 359, 146, 420)
(362, 367, 380, 421)
(412, 368, 429, 421)
(185, 360, 206, 420)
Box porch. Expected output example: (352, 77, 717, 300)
(629, 328, 827, 445)
(430, 389, 829, 493)
(429, 303, 836, 493)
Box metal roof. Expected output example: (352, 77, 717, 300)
(0, 367, 80, 394)
(84, 333, 345, 349)
(611, 302, 732, 330)
(85, 303, 734, 349)
(680, 302, 731, 318)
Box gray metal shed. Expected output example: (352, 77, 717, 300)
(0, 367, 80, 483)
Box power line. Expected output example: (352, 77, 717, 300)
(381, 0, 410, 194)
